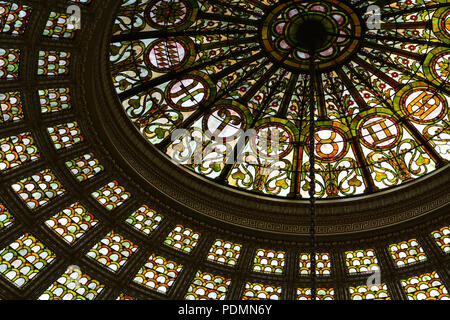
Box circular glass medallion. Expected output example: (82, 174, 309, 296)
(260, 0, 362, 72)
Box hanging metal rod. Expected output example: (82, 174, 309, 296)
(308, 53, 317, 301)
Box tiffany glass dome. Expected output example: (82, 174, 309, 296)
(0, 0, 449, 301)
(110, 0, 449, 199)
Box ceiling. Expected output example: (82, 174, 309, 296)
(0, 0, 448, 300)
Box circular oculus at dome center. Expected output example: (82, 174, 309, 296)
(261, 0, 363, 72)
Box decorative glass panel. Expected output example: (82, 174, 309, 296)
(431, 225, 450, 254)
(243, 282, 281, 300)
(0, 48, 19, 79)
(0, 201, 13, 231)
(0, 91, 23, 123)
(45, 202, 99, 245)
(43, 12, 76, 39)
(164, 224, 200, 254)
(185, 271, 231, 300)
(86, 231, 138, 272)
(125, 204, 164, 235)
(388, 238, 427, 267)
(0, 234, 56, 288)
(38, 50, 71, 76)
(11, 169, 65, 210)
(345, 249, 379, 274)
(91, 180, 131, 211)
(299, 252, 331, 275)
(133, 254, 183, 294)
(253, 249, 285, 274)
(38, 88, 71, 114)
(0, 132, 39, 171)
(0, 2, 32, 35)
(39, 265, 104, 300)
(65, 153, 104, 182)
(207, 239, 241, 267)
(48, 122, 84, 150)
(401, 271, 450, 300)
(349, 284, 391, 300)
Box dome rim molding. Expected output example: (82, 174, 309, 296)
(86, 1, 450, 237)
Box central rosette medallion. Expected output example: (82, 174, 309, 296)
(261, 0, 362, 72)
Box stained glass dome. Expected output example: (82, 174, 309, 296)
(110, 0, 449, 199)
(0, 0, 449, 302)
